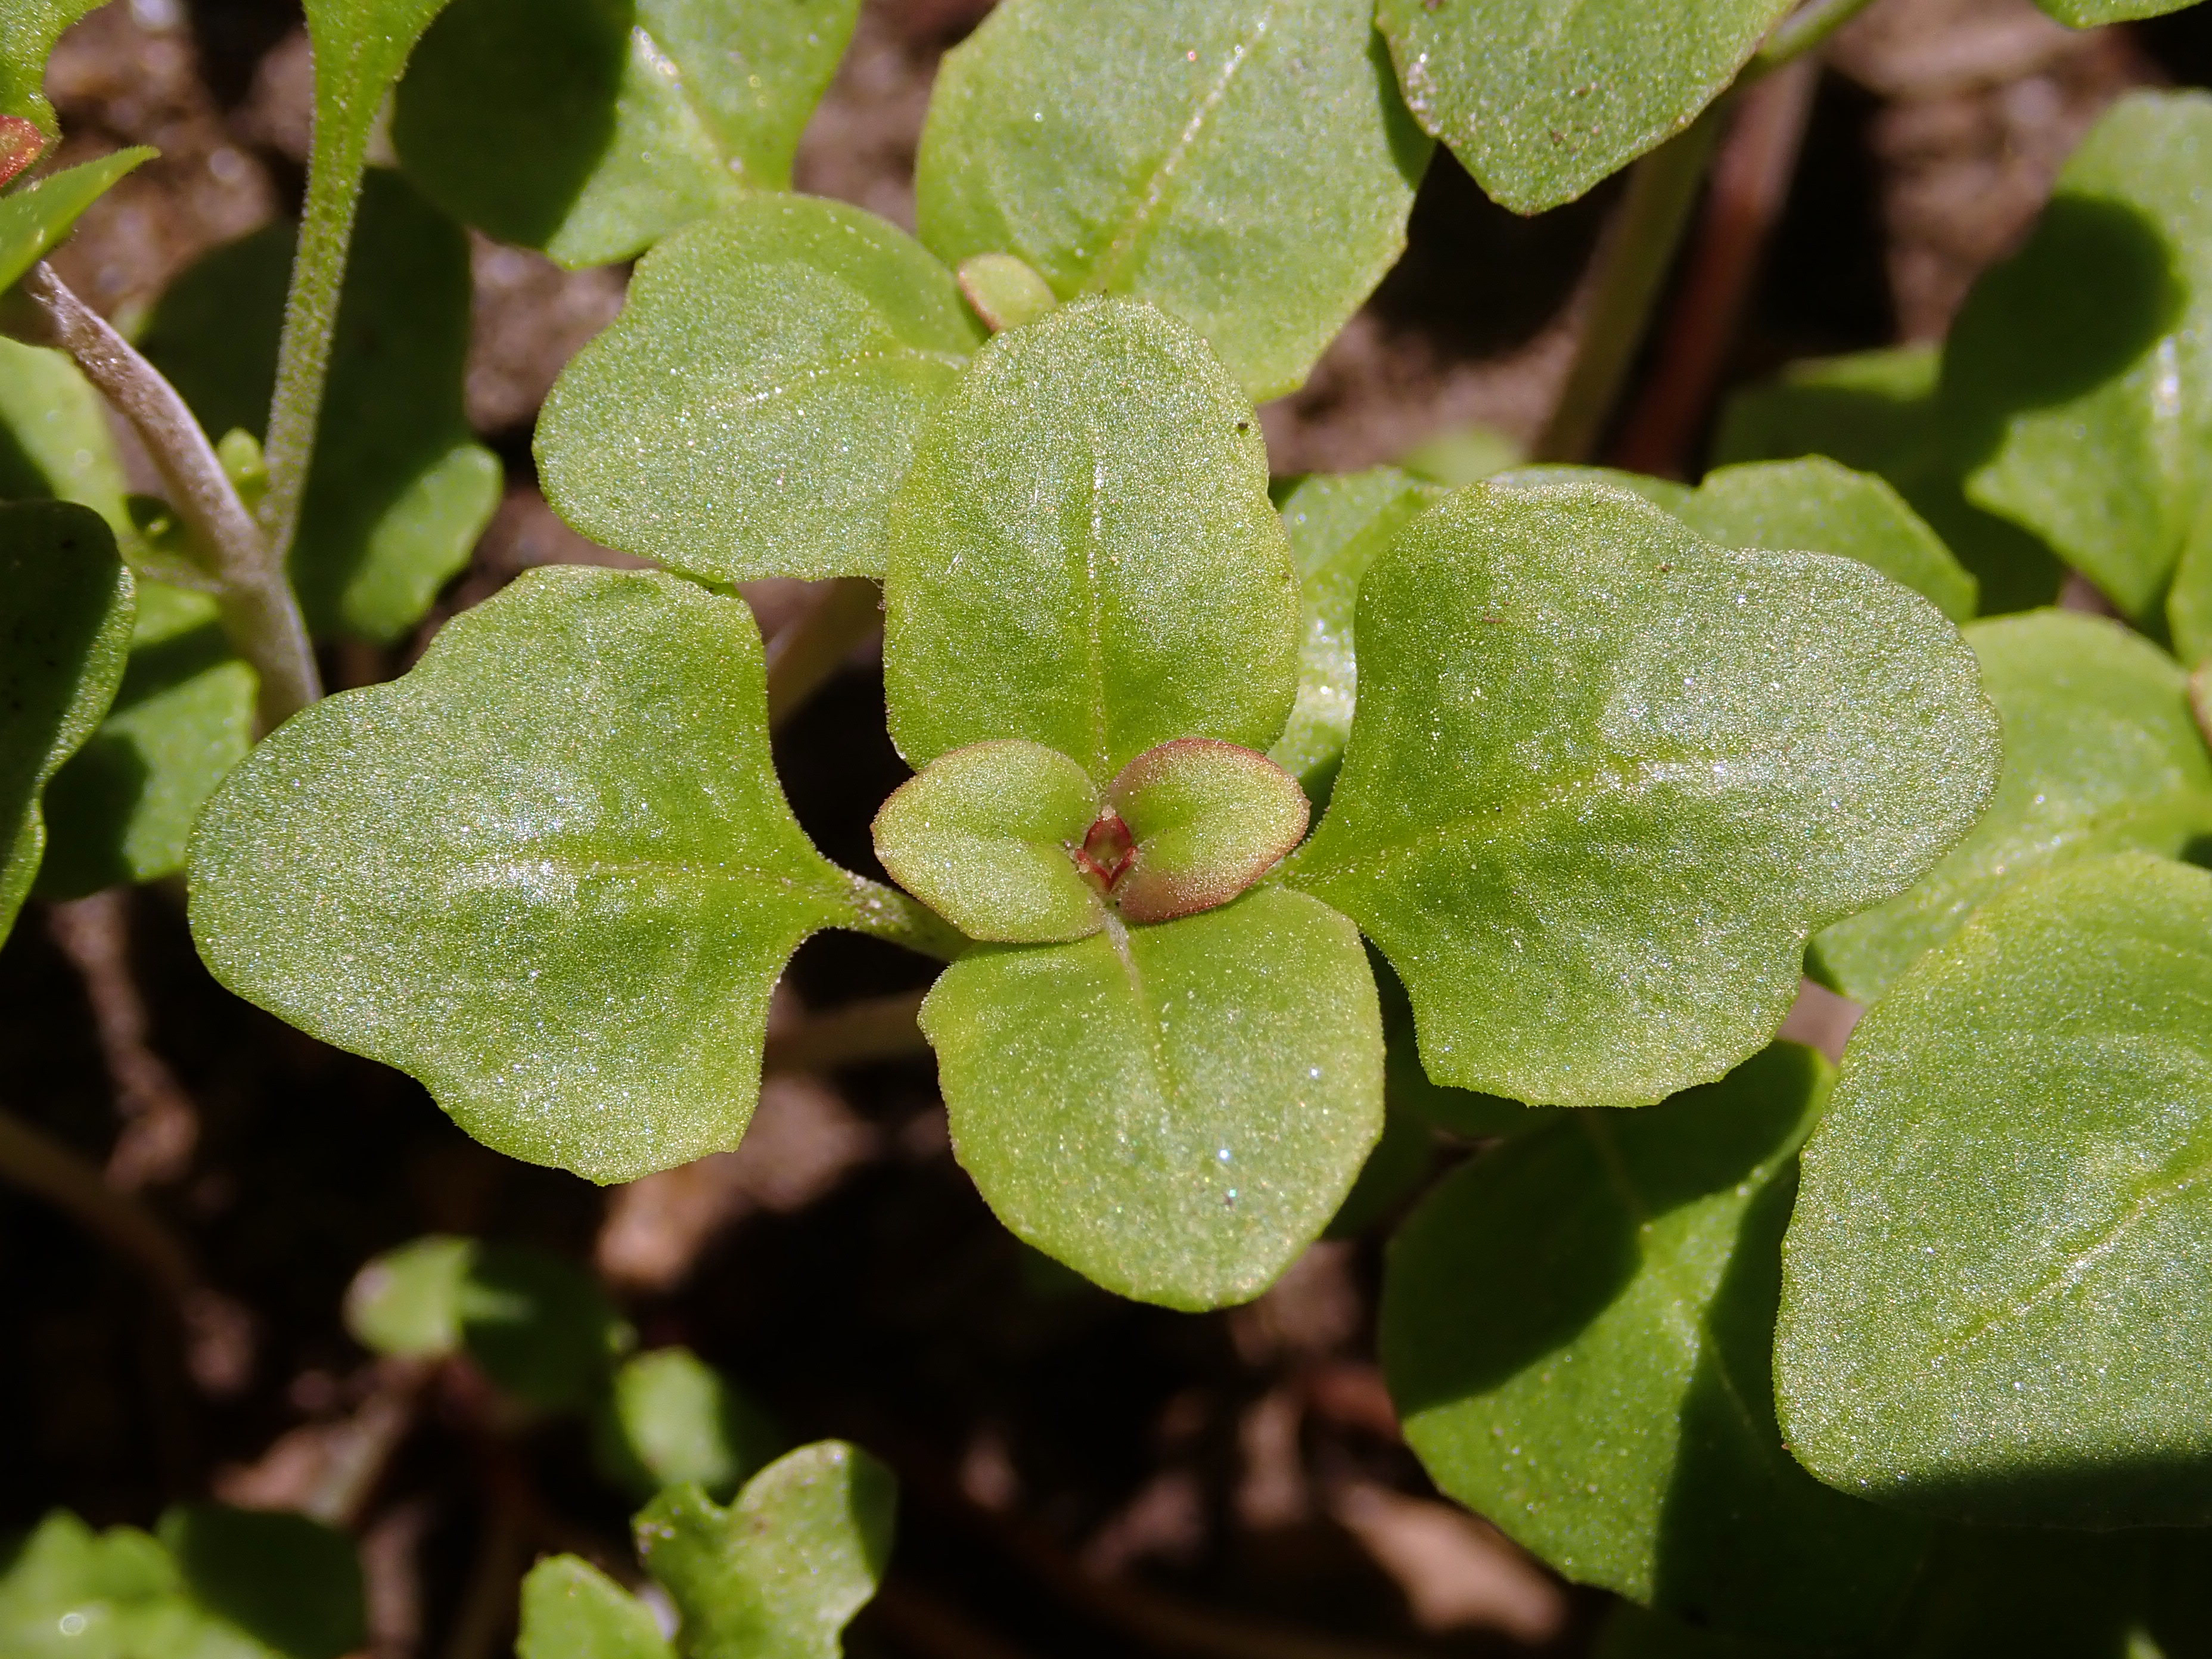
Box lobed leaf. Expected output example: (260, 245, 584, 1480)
(518, 1557, 673, 1659)
(1778, 852, 2212, 1527)
(1, 499, 131, 943)
(1810, 610, 2212, 1005)
(1290, 482, 1999, 1109)
(140, 170, 501, 642)
(923, 885, 1383, 1309)
(538, 194, 983, 583)
(0, 148, 154, 295)
(917, 0, 1429, 400)
(0, 1, 101, 136)
(1382, 1044, 1927, 1645)
(1943, 92, 2212, 620)
(635, 1441, 894, 1659)
(395, 0, 862, 268)
(188, 568, 865, 1183)
(1373, 0, 1794, 214)
(871, 739, 1106, 945)
(1268, 468, 1444, 803)
(884, 297, 1297, 781)
(1675, 457, 1978, 623)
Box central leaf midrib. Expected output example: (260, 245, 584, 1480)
(1102, 912, 1197, 1151)
(442, 850, 844, 911)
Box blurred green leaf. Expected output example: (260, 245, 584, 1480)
(883, 298, 1297, 782)
(1676, 458, 1978, 623)
(344, 1233, 473, 1359)
(636, 1441, 894, 1659)
(394, 0, 861, 268)
(922, 885, 1382, 1309)
(0, 148, 153, 294)
(518, 1556, 674, 1659)
(2035, 0, 2207, 20)
(1290, 481, 1998, 1109)
(1384, 1044, 1927, 1645)
(596, 1347, 785, 1502)
(537, 195, 983, 583)
(917, 0, 1428, 400)
(0, 1, 101, 136)
(1489, 463, 1694, 514)
(1942, 91, 2212, 620)
(36, 582, 254, 896)
(1373, 0, 1792, 213)
(1810, 610, 2212, 1005)
(140, 170, 499, 642)
(188, 568, 865, 1183)
(1267, 468, 1444, 804)
(157, 1507, 364, 1659)
(0, 336, 134, 539)
(1, 498, 129, 942)
(1778, 852, 2212, 1527)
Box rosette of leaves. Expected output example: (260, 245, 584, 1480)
(192, 293, 1999, 1312)
(516, 1441, 893, 1659)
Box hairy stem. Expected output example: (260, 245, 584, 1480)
(1612, 58, 1819, 476)
(765, 990, 932, 1074)
(842, 877, 969, 964)
(20, 263, 322, 726)
(1533, 111, 1726, 463)
(766, 577, 884, 728)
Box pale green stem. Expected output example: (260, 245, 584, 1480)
(1751, 0, 1880, 73)
(841, 877, 969, 964)
(764, 989, 932, 1073)
(20, 263, 322, 725)
(1533, 109, 1727, 464)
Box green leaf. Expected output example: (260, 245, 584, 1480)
(884, 297, 1297, 781)
(2035, 0, 2206, 21)
(304, 0, 459, 194)
(1810, 610, 2212, 1005)
(1943, 91, 2212, 620)
(188, 567, 866, 1183)
(0, 148, 154, 295)
(394, 0, 861, 269)
(1322, 1096, 1436, 1239)
(139, 170, 501, 642)
(915, 0, 1429, 400)
(157, 1506, 365, 1659)
(635, 1441, 894, 1659)
(344, 1234, 631, 1407)
(1713, 346, 2067, 616)
(2166, 495, 2212, 666)
(0, 1512, 175, 1659)
(35, 583, 254, 897)
(956, 252, 1059, 333)
(1489, 462, 1694, 514)
(1676, 458, 1978, 623)
(1290, 482, 1999, 1108)
(1777, 852, 2212, 1527)
(1105, 739, 1309, 924)
(871, 739, 1107, 945)
(1268, 468, 1444, 803)
(537, 195, 983, 583)
(1375, 956, 1557, 1140)
(0, 337, 134, 539)
(1383, 1044, 1927, 1645)
(922, 884, 1383, 1309)
(518, 1557, 675, 1659)
(1, 499, 130, 942)
(0, 1, 101, 137)
(1373, 0, 1793, 214)
(595, 1347, 784, 1502)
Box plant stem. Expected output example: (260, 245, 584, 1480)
(1532, 111, 1726, 464)
(841, 877, 970, 963)
(765, 990, 932, 1074)
(19, 263, 322, 726)
(1612, 57, 1819, 477)
(1752, 0, 1879, 73)
(766, 577, 884, 728)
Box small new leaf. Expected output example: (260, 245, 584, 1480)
(1779, 853, 2212, 1527)
(1382, 1045, 1927, 1645)
(918, 0, 1429, 400)
(394, 0, 862, 268)
(1106, 738, 1309, 924)
(924, 886, 1383, 1309)
(538, 195, 983, 583)
(597, 1347, 784, 1502)
(1291, 482, 1999, 1108)
(518, 1557, 673, 1659)
(635, 1441, 894, 1659)
(884, 297, 1297, 780)
(872, 738, 1107, 944)
(1374, 0, 1794, 213)
(1810, 610, 2212, 1005)
(1, 499, 131, 943)
(188, 568, 863, 1183)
